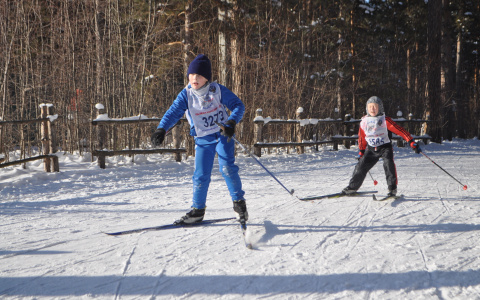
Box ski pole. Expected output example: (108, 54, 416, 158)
(420, 150, 467, 190)
(215, 122, 294, 195)
(368, 171, 378, 186)
(233, 136, 295, 195)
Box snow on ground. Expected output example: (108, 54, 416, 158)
(1, 138, 479, 299)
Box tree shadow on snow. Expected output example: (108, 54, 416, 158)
(1, 270, 479, 297)
(254, 220, 480, 246)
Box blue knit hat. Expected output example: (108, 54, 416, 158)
(187, 54, 212, 81)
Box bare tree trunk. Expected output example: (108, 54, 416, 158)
(218, 1, 230, 85)
(407, 48, 413, 115)
(94, 0, 104, 105)
(136, 0, 154, 148)
(455, 31, 467, 138)
(184, 0, 196, 156)
(476, 61, 480, 138)
(426, 0, 442, 143)
(350, 1, 358, 119)
(0, 3, 18, 154)
(184, 0, 195, 85)
(441, 0, 455, 141)
(336, 7, 345, 130)
(231, 0, 240, 96)
(115, 0, 128, 115)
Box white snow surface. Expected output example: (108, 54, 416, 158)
(1, 139, 480, 299)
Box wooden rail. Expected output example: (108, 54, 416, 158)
(252, 107, 431, 156)
(93, 148, 187, 169)
(0, 154, 59, 171)
(91, 105, 188, 168)
(0, 117, 50, 125)
(0, 104, 59, 172)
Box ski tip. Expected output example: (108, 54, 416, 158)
(373, 194, 403, 201)
(463, 185, 468, 190)
(105, 231, 127, 236)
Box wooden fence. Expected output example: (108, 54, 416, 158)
(91, 105, 187, 169)
(253, 108, 431, 157)
(0, 103, 434, 172)
(0, 104, 59, 172)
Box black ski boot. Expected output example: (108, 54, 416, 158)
(174, 208, 205, 225)
(387, 189, 397, 197)
(387, 185, 397, 197)
(342, 187, 357, 195)
(233, 200, 248, 221)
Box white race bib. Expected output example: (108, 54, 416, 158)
(186, 82, 229, 137)
(360, 115, 391, 147)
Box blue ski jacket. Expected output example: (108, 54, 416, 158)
(157, 83, 245, 136)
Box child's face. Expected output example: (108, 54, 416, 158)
(189, 73, 208, 90)
(367, 103, 379, 117)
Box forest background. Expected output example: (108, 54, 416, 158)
(1, 0, 479, 157)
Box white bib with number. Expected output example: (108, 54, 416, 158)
(186, 82, 228, 137)
(360, 115, 391, 147)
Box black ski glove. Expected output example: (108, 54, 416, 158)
(222, 120, 236, 138)
(408, 140, 421, 154)
(151, 128, 166, 146)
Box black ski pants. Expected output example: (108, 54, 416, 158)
(348, 145, 397, 191)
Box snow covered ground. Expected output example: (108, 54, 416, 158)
(1, 138, 479, 299)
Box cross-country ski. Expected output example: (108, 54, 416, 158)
(105, 217, 236, 236)
(299, 191, 378, 201)
(372, 194, 403, 201)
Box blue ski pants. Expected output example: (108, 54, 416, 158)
(192, 132, 245, 209)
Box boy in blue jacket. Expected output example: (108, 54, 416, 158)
(151, 54, 247, 224)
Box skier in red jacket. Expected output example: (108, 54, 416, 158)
(342, 96, 421, 197)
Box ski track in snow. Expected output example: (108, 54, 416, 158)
(0, 139, 480, 299)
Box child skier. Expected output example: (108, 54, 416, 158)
(151, 54, 247, 224)
(342, 96, 421, 196)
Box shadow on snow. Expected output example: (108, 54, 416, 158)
(1, 270, 479, 296)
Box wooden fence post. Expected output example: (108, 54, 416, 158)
(396, 109, 404, 147)
(254, 108, 263, 157)
(173, 120, 183, 162)
(478, 119, 480, 139)
(47, 104, 57, 153)
(96, 104, 107, 169)
(296, 107, 304, 154)
(40, 104, 51, 172)
(0, 121, 3, 154)
(47, 104, 59, 172)
(343, 114, 352, 149)
(407, 113, 414, 137)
